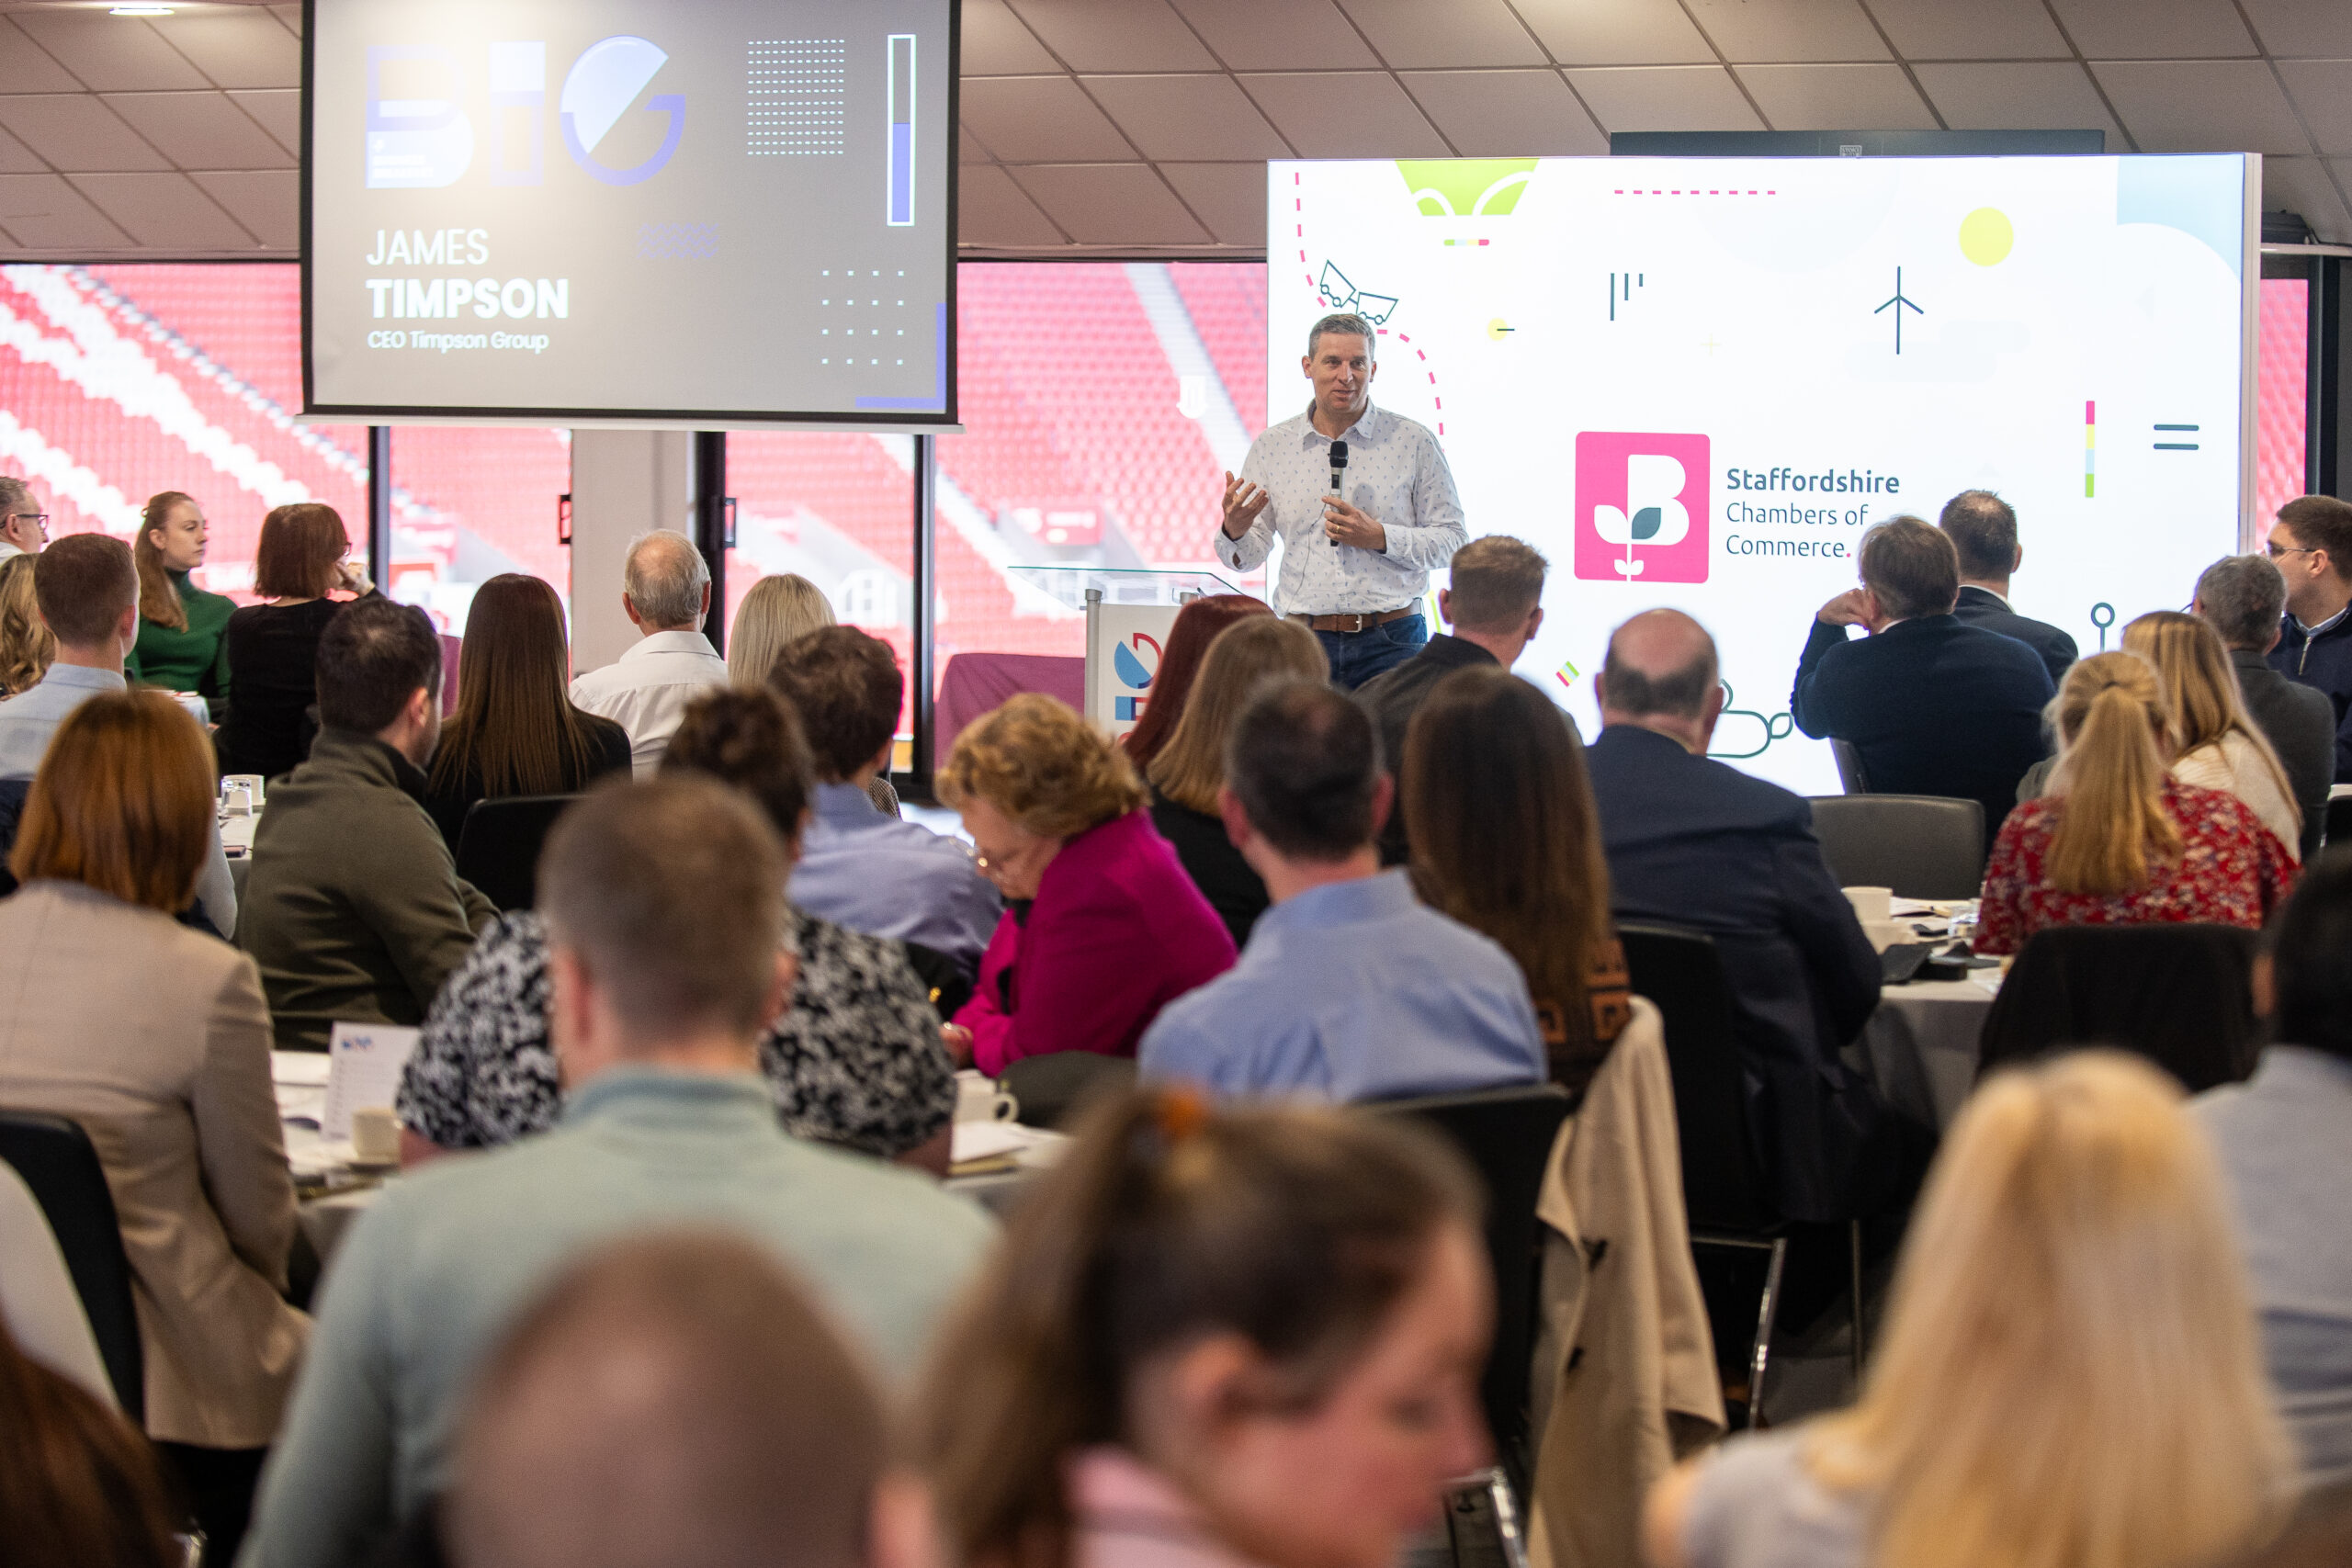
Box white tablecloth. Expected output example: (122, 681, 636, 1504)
(1860, 974, 2001, 1130)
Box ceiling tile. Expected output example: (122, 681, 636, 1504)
(1562, 65, 1765, 132)
(0, 21, 83, 94)
(1679, 0, 1888, 62)
(1237, 72, 1452, 156)
(1334, 0, 1546, 68)
(0, 173, 129, 249)
(0, 96, 168, 172)
(9, 12, 208, 91)
(2277, 62, 2352, 156)
(227, 88, 300, 158)
(957, 164, 1068, 246)
(70, 171, 254, 248)
(2092, 61, 2309, 152)
(1163, 0, 1380, 72)
(188, 168, 295, 249)
(1083, 74, 1290, 160)
(103, 91, 292, 169)
(961, 122, 996, 163)
(1401, 70, 1607, 153)
(1735, 63, 1934, 130)
(960, 0, 1062, 74)
(1009, 164, 1212, 244)
(2243, 0, 2352, 57)
(2047, 0, 2256, 58)
(146, 11, 302, 90)
(958, 76, 1136, 163)
(2263, 156, 2352, 242)
(1859, 0, 2070, 59)
(1509, 0, 1714, 66)
(266, 6, 303, 39)
(0, 127, 42, 175)
(1158, 162, 1266, 244)
(1911, 62, 2122, 143)
(1000, 0, 1218, 73)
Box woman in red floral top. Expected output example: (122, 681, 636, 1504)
(1979, 651, 2295, 954)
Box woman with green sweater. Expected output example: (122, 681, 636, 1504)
(127, 491, 234, 713)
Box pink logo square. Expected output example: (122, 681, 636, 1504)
(1574, 433, 1711, 583)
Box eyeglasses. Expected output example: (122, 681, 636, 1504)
(2267, 542, 2318, 558)
(4, 513, 48, 530)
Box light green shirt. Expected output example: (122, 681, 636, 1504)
(240, 1067, 997, 1568)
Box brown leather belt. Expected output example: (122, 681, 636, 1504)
(1291, 607, 1418, 635)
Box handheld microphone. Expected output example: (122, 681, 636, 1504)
(1327, 440, 1349, 546)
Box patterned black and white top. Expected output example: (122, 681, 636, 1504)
(397, 908, 956, 1157)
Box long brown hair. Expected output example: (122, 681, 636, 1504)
(1120, 593, 1273, 768)
(2045, 652, 2183, 895)
(0, 1314, 183, 1568)
(12, 690, 216, 913)
(0, 554, 54, 696)
(428, 574, 601, 799)
(1145, 617, 1328, 812)
(132, 491, 194, 630)
(2123, 610, 2300, 834)
(1404, 666, 1623, 1089)
(914, 1089, 1482, 1568)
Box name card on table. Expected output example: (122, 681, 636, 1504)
(322, 1023, 420, 1140)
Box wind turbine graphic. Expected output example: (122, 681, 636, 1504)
(1874, 266, 1923, 354)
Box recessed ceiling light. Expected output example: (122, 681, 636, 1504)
(110, 6, 175, 14)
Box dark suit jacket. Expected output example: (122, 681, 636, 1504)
(1951, 584, 2077, 686)
(1587, 724, 1913, 1223)
(2234, 647, 2335, 862)
(1792, 613, 2055, 848)
(1355, 634, 1500, 866)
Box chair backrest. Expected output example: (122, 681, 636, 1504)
(0, 1110, 143, 1423)
(999, 1052, 1136, 1130)
(1368, 1083, 1574, 1485)
(1806, 794, 1988, 898)
(1977, 922, 2262, 1093)
(1616, 922, 1778, 1232)
(1829, 738, 1870, 795)
(454, 795, 581, 913)
(0, 1158, 115, 1408)
(2326, 795, 2352, 851)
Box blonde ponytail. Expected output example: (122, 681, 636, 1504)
(2045, 652, 2182, 894)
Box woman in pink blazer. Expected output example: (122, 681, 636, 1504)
(937, 695, 1235, 1076)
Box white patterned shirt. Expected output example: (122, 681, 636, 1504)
(568, 628, 729, 776)
(1219, 401, 1467, 616)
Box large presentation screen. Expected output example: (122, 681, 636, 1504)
(305, 0, 956, 424)
(1271, 154, 2256, 795)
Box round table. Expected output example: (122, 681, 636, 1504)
(1860, 975, 2001, 1130)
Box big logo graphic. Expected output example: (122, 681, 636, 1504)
(366, 36, 682, 189)
(1112, 633, 1161, 723)
(1574, 432, 1710, 583)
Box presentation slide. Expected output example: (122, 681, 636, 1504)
(306, 0, 955, 424)
(1269, 154, 2255, 795)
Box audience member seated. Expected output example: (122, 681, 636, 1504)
(1403, 662, 1631, 1095)
(1117, 592, 1272, 771)
(400, 687, 956, 1171)
(435, 1234, 922, 1568)
(1792, 516, 2053, 843)
(0, 690, 305, 1562)
(1939, 489, 2077, 684)
(774, 628, 999, 974)
(1145, 615, 1329, 947)
(0, 553, 52, 697)
(0, 473, 48, 559)
(215, 503, 371, 784)
(237, 598, 497, 1051)
(127, 491, 233, 710)
(2198, 852, 2352, 1489)
(937, 695, 1234, 1076)
(1979, 652, 2294, 955)
(1357, 534, 1551, 865)
(1138, 679, 1542, 1100)
(729, 573, 900, 815)
(917, 1090, 1488, 1568)
(419, 574, 631, 847)
(1644, 1052, 2289, 1568)
(0, 534, 235, 936)
(243, 775, 995, 1568)
(2266, 494, 2352, 782)
(2197, 554, 2335, 861)
(0, 1314, 187, 1568)
(1588, 611, 1909, 1224)
(567, 529, 729, 775)
(2125, 610, 2305, 860)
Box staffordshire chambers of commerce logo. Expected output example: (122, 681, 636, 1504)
(1574, 432, 1711, 583)
(367, 35, 684, 189)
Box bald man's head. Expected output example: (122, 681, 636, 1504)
(624, 529, 711, 630)
(447, 1233, 886, 1568)
(1598, 611, 1721, 738)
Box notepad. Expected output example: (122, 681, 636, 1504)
(321, 1023, 420, 1140)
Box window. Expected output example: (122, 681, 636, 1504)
(384, 425, 572, 630)
(2256, 268, 2311, 540)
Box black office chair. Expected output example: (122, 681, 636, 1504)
(1828, 738, 1870, 795)
(0, 1110, 143, 1423)
(1806, 794, 1987, 898)
(1000, 1053, 1136, 1131)
(2325, 795, 2352, 852)
(899, 940, 975, 1024)
(1618, 921, 1863, 1426)
(1977, 923, 2262, 1094)
(454, 795, 581, 913)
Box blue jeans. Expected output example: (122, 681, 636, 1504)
(1316, 613, 1429, 691)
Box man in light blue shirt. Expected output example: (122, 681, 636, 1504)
(241, 776, 996, 1568)
(0, 535, 235, 935)
(1140, 678, 1543, 1100)
(773, 626, 998, 971)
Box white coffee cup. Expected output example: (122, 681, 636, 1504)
(351, 1105, 401, 1165)
(955, 1075, 1019, 1124)
(1843, 886, 1894, 925)
(1862, 919, 1910, 954)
